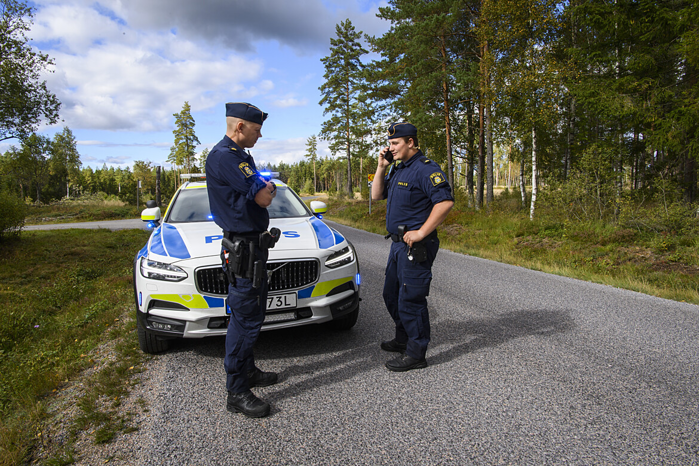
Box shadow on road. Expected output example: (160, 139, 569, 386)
(166, 309, 575, 406)
(429, 309, 576, 366)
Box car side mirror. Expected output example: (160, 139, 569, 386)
(310, 201, 327, 219)
(141, 206, 161, 230)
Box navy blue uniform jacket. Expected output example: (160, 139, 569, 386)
(205, 135, 269, 235)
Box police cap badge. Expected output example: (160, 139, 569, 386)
(387, 122, 417, 140)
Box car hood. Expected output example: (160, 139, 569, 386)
(141, 216, 346, 262)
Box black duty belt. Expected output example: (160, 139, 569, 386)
(223, 231, 259, 243)
(387, 230, 437, 243)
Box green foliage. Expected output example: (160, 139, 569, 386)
(304, 135, 318, 191)
(0, 190, 25, 239)
(168, 101, 201, 172)
(302, 179, 315, 195)
(324, 193, 698, 304)
(0, 0, 61, 142)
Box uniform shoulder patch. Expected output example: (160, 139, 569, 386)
(423, 158, 431, 163)
(430, 172, 446, 186)
(239, 162, 256, 178)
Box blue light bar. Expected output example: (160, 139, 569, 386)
(355, 273, 361, 286)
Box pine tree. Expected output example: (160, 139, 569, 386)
(319, 19, 368, 198)
(304, 135, 318, 192)
(169, 102, 200, 173)
(50, 127, 81, 199)
(369, 0, 478, 190)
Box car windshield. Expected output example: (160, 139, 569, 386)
(166, 185, 312, 223)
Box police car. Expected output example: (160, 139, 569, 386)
(133, 174, 360, 353)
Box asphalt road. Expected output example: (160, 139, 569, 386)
(40, 219, 697, 465)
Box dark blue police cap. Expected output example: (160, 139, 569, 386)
(225, 102, 268, 125)
(387, 122, 417, 140)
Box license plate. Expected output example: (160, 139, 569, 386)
(266, 293, 297, 311)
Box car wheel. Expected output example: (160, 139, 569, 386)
(329, 306, 359, 331)
(137, 317, 170, 354)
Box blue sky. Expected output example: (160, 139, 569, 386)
(4, 0, 390, 170)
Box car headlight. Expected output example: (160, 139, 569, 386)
(325, 246, 354, 269)
(140, 257, 188, 281)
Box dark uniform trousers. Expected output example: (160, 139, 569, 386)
(382, 236, 440, 360)
(224, 245, 268, 394)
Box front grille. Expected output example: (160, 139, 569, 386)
(196, 260, 319, 296)
(267, 260, 319, 292)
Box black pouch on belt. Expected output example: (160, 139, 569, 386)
(408, 243, 428, 262)
(222, 237, 247, 278)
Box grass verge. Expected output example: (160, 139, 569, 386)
(323, 195, 698, 305)
(24, 200, 139, 226)
(0, 228, 151, 465)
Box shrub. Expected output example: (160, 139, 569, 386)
(302, 179, 315, 195)
(0, 192, 26, 240)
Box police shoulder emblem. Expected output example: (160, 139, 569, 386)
(430, 172, 446, 186)
(239, 162, 256, 178)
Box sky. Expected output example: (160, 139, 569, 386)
(3, 0, 391, 170)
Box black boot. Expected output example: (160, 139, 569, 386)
(385, 353, 427, 372)
(226, 390, 270, 418)
(248, 367, 278, 387)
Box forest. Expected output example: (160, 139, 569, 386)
(0, 0, 697, 232)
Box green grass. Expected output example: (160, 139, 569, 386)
(323, 194, 698, 305)
(24, 200, 140, 225)
(0, 228, 151, 465)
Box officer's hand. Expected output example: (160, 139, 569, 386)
(378, 147, 392, 169)
(402, 229, 425, 247)
(267, 181, 277, 198)
(255, 182, 275, 208)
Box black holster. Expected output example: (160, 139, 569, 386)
(222, 228, 281, 289)
(221, 237, 248, 286)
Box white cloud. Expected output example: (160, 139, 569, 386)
(272, 97, 309, 108)
(252, 137, 307, 166)
(43, 38, 263, 131)
(21, 0, 391, 169)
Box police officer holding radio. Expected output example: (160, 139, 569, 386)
(371, 123, 454, 372)
(206, 102, 280, 418)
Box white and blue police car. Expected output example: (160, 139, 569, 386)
(133, 174, 360, 353)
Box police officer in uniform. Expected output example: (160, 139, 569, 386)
(206, 102, 279, 418)
(371, 123, 454, 372)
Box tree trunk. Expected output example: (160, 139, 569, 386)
(441, 35, 454, 189)
(466, 100, 475, 208)
(529, 126, 537, 220)
(486, 100, 493, 205)
(520, 156, 526, 209)
(156, 165, 161, 207)
(346, 82, 353, 198)
(477, 100, 484, 210)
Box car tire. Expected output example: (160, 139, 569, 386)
(137, 317, 170, 354)
(329, 306, 359, 331)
